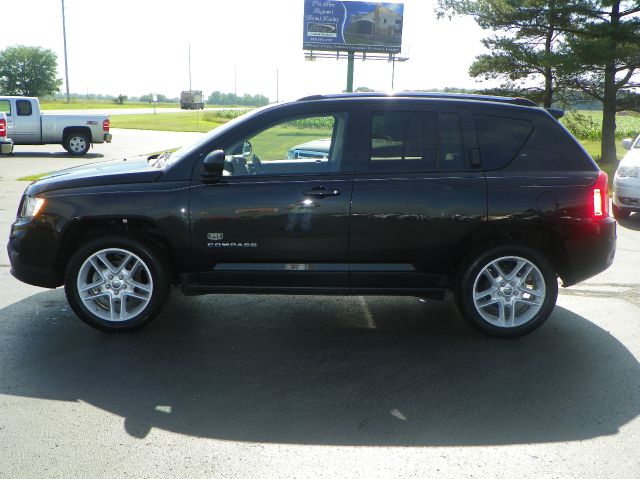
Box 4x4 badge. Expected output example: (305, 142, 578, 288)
(207, 232, 223, 241)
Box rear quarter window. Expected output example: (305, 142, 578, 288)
(511, 117, 594, 171)
(475, 115, 533, 170)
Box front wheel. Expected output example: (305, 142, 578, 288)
(63, 132, 91, 155)
(456, 245, 558, 337)
(64, 236, 170, 331)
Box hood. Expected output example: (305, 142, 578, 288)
(619, 148, 640, 168)
(27, 155, 164, 195)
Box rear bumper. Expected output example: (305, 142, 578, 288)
(104, 133, 112, 143)
(561, 217, 616, 287)
(1, 139, 13, 154)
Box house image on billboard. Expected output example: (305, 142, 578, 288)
(345, 5, 403, 40)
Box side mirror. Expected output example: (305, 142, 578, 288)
(622, 139, 633, 151)
(201, 149, 225, 181)
(242, 141, 252, 157)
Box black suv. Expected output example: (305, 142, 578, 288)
(8, 93, 616, 337)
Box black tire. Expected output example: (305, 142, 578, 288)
(456, 244, 558, 338)
(612, 204, 631, 220)
(63, 131, 91, 156)
(64, 236, 170, 331)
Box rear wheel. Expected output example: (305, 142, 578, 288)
(612, 204, 631, 220)
(456, 245, 558, 337)
(63, 131, 91, 155)
(64, 236, 170, 331)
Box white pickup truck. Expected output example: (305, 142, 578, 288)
(0, 96, 112, 156)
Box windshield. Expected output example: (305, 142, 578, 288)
(154, 105, 279, 168)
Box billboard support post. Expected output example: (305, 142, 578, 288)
(346, 52, 355, 93)
(303, 1, 405, 92)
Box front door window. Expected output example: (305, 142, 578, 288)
(223, 114, 347, 177)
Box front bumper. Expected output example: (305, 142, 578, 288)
(613, 181, 640, 210)
(1, 139, 13, 154)
(8, 218, 62, 289)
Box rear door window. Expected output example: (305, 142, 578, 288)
(16, 100, 32, 116)
(368, 111, 466, 171)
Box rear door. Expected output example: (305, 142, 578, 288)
(349, 101, 487, 291)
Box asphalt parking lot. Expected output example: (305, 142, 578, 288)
(0, 133, 638, 478)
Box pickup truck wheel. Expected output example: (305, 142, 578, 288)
(456, 245, 558, 338)
(63, 132, 91, 155)
(64, 236, 170, 331)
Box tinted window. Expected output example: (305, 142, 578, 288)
(511, 119, 593, 171)
(16, 100, 32, 116)
(371, 112, 437, 168)
(475, 115, 533, 170)
(223, 114, 347, 177)
(0, 100, 10, 115)
(369, 111, 465, 171)
(439, 112, 464, 170)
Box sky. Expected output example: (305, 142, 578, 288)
(2, 0, 499, 101)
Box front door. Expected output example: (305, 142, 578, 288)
(190, 111, 353, 289)
(11, 99, 39, 143)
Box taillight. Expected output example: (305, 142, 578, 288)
(593, 171, 609, 218)
(0, 118, 6, 138)
(103, 119, 110, 132)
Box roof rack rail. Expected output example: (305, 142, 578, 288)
(297, 92, 539, 107)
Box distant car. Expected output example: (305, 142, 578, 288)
(613, 134, 640, 219)
(0, 112, 14, 155)
(286, 138, 331, 160)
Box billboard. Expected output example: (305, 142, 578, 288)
(303, 1, 404, 54)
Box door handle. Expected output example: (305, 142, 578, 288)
(303, 186, 341, 197)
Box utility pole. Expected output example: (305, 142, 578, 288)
(188, 44, 192, 91)
(276, 68, 279, 103)
(61, 0, 70, 103)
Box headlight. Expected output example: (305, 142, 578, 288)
(616, 166, 639, 178)
(20, 196, 46, 218)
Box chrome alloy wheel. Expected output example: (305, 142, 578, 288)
(76, 248, 153, 322)
(69, 136, 87, 154)
(472, 256, 546, 328)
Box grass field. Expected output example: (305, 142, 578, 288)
(40, 100, 178, 110)
(111, 112, 227, 133)
(39, 100, 246, 111)
(562, 110, 640, 141)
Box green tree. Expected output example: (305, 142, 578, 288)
(437, 0, 579, 107)
(0, 45, 62, 97)
(561, 1, 640, 162)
